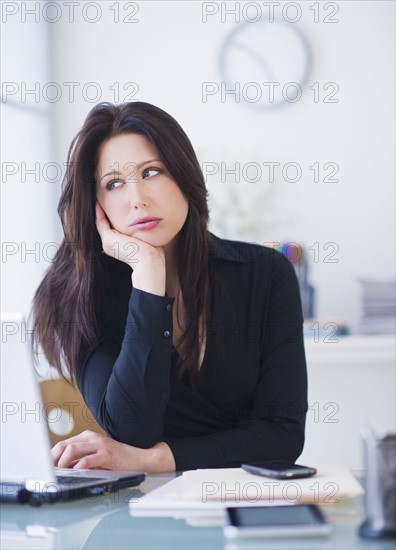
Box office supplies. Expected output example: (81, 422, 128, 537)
(0, 312, 145, 505)
(359, 430, 396, 538)
(129, 463, 364, 519)
(223, 504, 333, 538)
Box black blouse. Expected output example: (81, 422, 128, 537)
(78, 233, 308, 470)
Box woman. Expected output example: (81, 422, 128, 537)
(32, 101, 307, 472)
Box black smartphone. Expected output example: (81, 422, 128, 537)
(224, 504, 332, 538)
(241, 461, 317, 479)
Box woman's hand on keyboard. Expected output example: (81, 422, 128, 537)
(51, 430, 176, 472)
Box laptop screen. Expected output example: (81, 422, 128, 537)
(1, 312, 56, 485)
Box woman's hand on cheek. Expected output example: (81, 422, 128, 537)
(95, 202, 166, 296)
(51, 430, 140, 471)
(95, 202, 141, 266)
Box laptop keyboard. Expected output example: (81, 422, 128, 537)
(56, 475, 103, 486)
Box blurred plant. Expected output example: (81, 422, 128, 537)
(197, 147, 289, 243)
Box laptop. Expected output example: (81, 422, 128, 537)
(0, 312, 146, 505)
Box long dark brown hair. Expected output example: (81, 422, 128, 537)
(31, 101, 210, 383)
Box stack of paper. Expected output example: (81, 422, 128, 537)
(129, 464, 364, 519)
(359, 279, 396, 334)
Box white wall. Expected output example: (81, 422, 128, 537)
(1, 10, 56, 323)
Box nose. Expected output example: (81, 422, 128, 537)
(132, 198, 148, 209)
(129, 181, 149, 209)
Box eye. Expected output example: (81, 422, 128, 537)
(105, 180, 123, 191)
(143, 167, 161, 179)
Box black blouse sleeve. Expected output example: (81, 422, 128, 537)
(164, 252, 308, 469)
(78, 288, 175, 448)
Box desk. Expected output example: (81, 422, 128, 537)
(1, 473, 395, 550)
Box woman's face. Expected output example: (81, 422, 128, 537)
(96, 133, 189, 249)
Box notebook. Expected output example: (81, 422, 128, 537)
(0, 312, 145, 505)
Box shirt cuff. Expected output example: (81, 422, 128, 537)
(124, 287, 175, 346)
(165, 435, 225, 470)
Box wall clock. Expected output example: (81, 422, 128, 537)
(219, 20, 312, 109)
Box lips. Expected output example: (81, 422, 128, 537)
(130, 217, 162, 231)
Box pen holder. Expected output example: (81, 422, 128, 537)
(359, 433, 396, 539)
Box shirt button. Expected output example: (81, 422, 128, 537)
(166, 304, 171, 311)
(163, 330, 171, 338)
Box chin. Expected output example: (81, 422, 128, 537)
(127, 231, 168, 247)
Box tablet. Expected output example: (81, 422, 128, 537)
(224, 504, 333, 538)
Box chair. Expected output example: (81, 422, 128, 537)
(40, 377, 105, 447)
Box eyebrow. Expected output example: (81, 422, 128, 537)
(99, 158, 161, 183)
